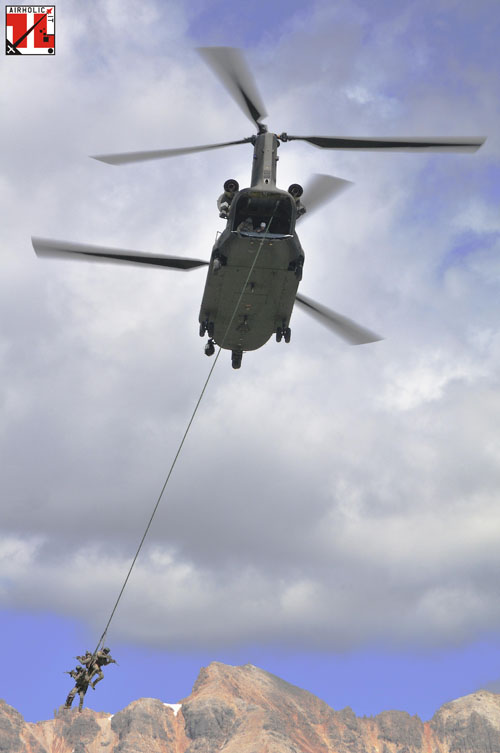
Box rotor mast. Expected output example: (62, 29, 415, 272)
(250, 130, 278, 189)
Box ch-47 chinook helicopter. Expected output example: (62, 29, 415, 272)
(33, 48, 485, 369)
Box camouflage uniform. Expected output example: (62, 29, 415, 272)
(76, 651, 94, 670)
(88, 648, 116, 688)
(237, 217, 254, 234)
(64, 666, 90, 711)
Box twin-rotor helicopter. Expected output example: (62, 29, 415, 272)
(33, 47, 484, 368)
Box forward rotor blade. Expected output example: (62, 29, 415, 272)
(91, 138, 251, 165)
(198, 46, 267, 129)
(300, 173, 353, 219)
(283, 135, 485, 152)
(32, 237, 209, 270)
(295, 293, 383, 345)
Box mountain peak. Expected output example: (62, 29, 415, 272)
(2, 662, 500, 752)
(432, 687, 500, 734)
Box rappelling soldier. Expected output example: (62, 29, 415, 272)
(64, 665, 91, 712)
(75, 647, 116, 689)
(88, 647, 117, 689)
(76, 650, 94, 670)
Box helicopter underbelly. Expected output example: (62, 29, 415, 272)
(199, 232, 302, 352)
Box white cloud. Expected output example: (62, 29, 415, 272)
(381, 349, 488, 411)
(1, 0, 500, 652)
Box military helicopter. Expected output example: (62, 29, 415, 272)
(33, 47, 484, 368)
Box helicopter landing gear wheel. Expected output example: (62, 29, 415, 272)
(276, 325, 291, 343)
(231, 350, 242, 369)
(204, 339, 215, 357)
(199, 321, 206, 337)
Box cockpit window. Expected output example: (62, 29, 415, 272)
(232, 194, 293, 235)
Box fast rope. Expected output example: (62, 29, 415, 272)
(93, 206, 279, 654)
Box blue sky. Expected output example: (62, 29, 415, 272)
(5, 608, 500, 723)
(2, 0, 500, 726)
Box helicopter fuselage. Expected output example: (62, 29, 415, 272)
(198, 132, 305, 354)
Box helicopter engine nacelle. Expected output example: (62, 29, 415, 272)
(288, 183, 303, 198)
(224, 179, 239, 193)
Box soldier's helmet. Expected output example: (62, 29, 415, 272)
(103, 647, 110, 653)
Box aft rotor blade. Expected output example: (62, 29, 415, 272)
(198, 46, 267, 128)
(283, 135, 485, 152)
(300, 173, 353, 219)
(32, 237, 209, 270)
(295, 293, 383, 345)
(91, 138, 251, 165)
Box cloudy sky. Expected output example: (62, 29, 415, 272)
(2, 0, 500, 724)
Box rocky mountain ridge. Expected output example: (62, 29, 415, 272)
(2, 661, 500, 752)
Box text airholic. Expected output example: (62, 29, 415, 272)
(7, 6, 49, 11)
